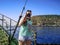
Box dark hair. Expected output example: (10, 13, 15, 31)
(26, 10, 32, 17)
(26, 10, 31, 12)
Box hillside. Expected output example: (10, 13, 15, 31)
(31, 15, 60, 26)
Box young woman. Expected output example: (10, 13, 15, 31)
(18, 10, 32, 45)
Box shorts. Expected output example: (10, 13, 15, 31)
(18, 35, 32, 42)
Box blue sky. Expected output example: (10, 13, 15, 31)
(0, 0, 60, 21)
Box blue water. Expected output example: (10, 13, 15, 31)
(36, 26, 60, 44)
(12, 26, 60, 44)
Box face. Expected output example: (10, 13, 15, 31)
(26, 11, 31, 17)
(26, 11, 32, 20)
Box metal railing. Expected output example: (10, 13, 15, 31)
(0, 14, 17, 45)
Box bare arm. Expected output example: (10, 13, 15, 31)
(18, 15, 27, 26)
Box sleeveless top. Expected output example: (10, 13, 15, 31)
(19, 19, 32, 36)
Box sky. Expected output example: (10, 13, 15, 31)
(0, 0, 60, 21)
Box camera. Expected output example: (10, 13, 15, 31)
(27, 14, 31, 17)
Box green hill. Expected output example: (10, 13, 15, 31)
(31, 15, 60, 26)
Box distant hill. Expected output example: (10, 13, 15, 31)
(31, 15, 60, 26)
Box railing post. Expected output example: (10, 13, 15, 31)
(8, 19, 11, 45)
(34, 31, 37, 45)
(2, 15, 4, 28)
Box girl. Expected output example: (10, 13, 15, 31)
(18, 10, 32, 45)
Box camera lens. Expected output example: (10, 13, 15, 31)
(27, 14, 31, 17)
